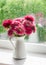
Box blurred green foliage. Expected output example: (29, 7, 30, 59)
(36, 24, 46, 42)
(0, 0, 46, 32)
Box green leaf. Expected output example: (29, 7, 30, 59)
(24, 35, 29, 40)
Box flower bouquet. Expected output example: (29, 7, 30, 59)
(2, 15, 36, 59)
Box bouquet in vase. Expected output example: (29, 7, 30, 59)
(2, 15, 36, 38)
(2, 15, 36, 59)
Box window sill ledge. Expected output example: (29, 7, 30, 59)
(0, 48, 46, 65)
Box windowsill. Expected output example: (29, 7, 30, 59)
(0, 48, 46, 65)
(0, 48, 13, 65)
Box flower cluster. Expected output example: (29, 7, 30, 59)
(2, 15, 36, 37)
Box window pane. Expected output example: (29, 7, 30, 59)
(0, 0, 46, 43)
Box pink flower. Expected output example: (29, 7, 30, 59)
(24, 15, 35, 23)
(8, 28, 13, 36)
(2, 19, 12, 28)
(31, 25, 36, 33)
(11, 20, 21, 28)
(13, 18, 24, 23)
(13, 25, 25, 36)
(25, 28, 32, 35)
(23, 20, 33, 35)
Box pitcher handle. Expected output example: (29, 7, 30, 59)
(9, 37, 15, 48)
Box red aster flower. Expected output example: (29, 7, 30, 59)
(13, 25, 25, 36)
(8, 28, 13, 36)
(31, 25, 36, 33)
(23, 20, 33, 35)
(2, 19, 12, 28)
(24, 15, 35, 23)
(11, 20, 21, 28)
(13, 17, 24, 23)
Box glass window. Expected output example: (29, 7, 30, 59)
(0, 0, 46, 48)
